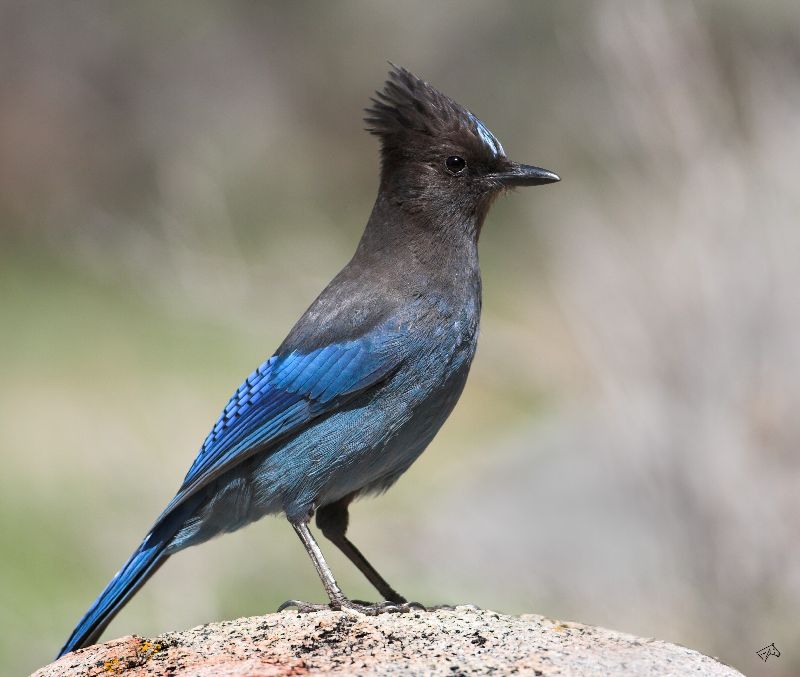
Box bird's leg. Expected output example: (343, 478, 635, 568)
(316, 495, 407, 604)
(278, 507, 424, 615)
(279, 519, 347, 612)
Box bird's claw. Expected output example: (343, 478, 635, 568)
(278, 598, 427, 615)
(370, 599, 426, 614)
(277, 599, 331, 613)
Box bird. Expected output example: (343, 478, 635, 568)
(57, 65, 559, 658)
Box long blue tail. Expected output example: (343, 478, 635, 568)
(57, 533, 170, 658)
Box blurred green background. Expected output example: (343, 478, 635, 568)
(2, 2, 798, 675)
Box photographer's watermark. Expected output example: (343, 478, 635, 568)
(756, 643, 780, 662)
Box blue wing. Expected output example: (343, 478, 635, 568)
(59, 332, 404, 658)
(158, 329, 404, 519)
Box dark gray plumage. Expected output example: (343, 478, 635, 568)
(58, 65, 559, 657)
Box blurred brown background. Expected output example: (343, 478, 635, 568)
(1, 2, 798, 675)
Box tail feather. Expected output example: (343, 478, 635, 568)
(57, 536, 169, 658)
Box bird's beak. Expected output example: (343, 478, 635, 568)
(492, 162, 560, 187)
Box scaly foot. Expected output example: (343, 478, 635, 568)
(278, 598, 426, 615)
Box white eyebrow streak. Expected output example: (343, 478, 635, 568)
(469, 113, 505, 157)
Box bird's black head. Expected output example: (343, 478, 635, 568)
(365, 65, 559, 235)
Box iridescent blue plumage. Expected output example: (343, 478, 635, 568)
(468, 112, 505, 157)
(58, 64, 558, 658)
(165, 333, 404, 518)
(59, 324, 413, 656)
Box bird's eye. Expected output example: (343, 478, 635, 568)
(445, 156, 467, 175)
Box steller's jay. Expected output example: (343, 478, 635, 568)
(58, 65, 559, 657)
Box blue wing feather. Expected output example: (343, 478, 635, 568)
(159, 328, 404, 520)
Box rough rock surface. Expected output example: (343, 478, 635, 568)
(35, 607, 742, 676)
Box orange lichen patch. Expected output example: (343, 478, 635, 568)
(137, 639, 162, 658)
(102, 657, 123, 673)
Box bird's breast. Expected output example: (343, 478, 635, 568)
(397, 292, 480, 393)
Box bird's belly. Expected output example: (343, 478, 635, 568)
(312, 347, 475, 505)
(322, 376, 467, 502)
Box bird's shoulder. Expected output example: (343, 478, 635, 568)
(278, 257, 468, 355)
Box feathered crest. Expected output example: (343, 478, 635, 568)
(365, 65, 462, 138)
(364, 65, 504, 157)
